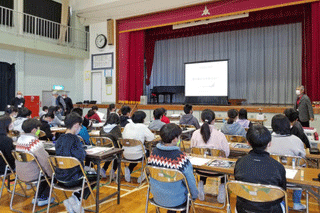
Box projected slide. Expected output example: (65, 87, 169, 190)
(185, 60, 228, 97)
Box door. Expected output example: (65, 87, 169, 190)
(24, 96, 40, 117)
(91, 72, 102, 104)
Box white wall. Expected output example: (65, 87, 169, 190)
(0, 47, 84, 104)
(83, 21, 116, 104)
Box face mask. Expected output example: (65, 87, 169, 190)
(35, 129, 41, 136)
(296, 90, 301, 96)
(17, 95, 22, 98)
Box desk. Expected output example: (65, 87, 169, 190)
(215, 117, 267, 125)
(189, 154, 320, 204)
(44, 143, 123, 213)
(91, 122, 104, 129)
(50, 127, 67, 133)
(89, 130, 100, 137)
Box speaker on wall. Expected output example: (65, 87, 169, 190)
(107, 19, 114, 45)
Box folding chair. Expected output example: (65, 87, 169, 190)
(150, 130, 161, 135)
(47, 156, 96, 213)
(225, 135, 246, 143)
(145, 165, 196, 213)
(0, 151, 27, 200)
(10, 150, 56, 213)
(119, 138, 147, 187)
(90, 137, 113, 147)
(77, 135, 86, 145)
(180, 140, 191, 153)
(191, 147, 227, 209)
(226, 180, 288, 213)
(179, 125, 196, 140)
(271, 154, 309, 212)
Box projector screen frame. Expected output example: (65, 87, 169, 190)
(184, 59, 229, 105)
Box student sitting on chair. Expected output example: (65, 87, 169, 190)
(12, 107, 32, 133)
(179, 104, 200, 129)
(284, 108, 310, 149)
(122, 111, 155, 183)
(190, 109, 230, 202)
(85, 109, 101, 123)
(48, 106, 64, 127)
(4, 106, 18, 123)
(119, 105, 132, 127)
(0, 116, 15, 175)
(39, 106, 48, 118)
(100, 113, 122, 180)
(148, 108, 166, 131)
(234, 124, 286, 213)
(72, 108, 91, 129)
(71, 109, 90, 145)
(55, 112, 96, 213)
(148, 123, 198, 213)
(91, 105, 104, 122)
(221, 109, 246, 137)
(267, 114, 306, 211)
(15, 118, 54, 206)
(39, 113, 55, 141)
(106, 103, 118, 120)
(236, 108, 252, 129)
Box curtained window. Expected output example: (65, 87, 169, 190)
(148, 23, 302, 104)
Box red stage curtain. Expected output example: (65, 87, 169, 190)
(309, 1, 320, 101)
(119, 31, 145, 104)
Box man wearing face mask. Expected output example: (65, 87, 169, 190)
(294, 85, 314, 127)
(11, 91, 25, 108)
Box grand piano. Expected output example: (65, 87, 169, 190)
(151, 86, 184, 104)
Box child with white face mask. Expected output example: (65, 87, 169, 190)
(54, 112, 96, 213)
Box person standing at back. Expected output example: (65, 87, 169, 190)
(179, 104, 200, 129)
(62, 93, 73, 115)
(52, 91, 66, 115)
(11, 91, 25, 109)
(294, 85, 314, 127)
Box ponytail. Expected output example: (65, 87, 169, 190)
(200, 109, 215, 143)
(107, 104, 115, 118)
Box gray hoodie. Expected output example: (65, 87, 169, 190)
(179, 114, 200, 129)
(12, 117, 28, 133)
(221, 122, 246, 137)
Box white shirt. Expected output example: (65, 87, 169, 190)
(122, 123, 155, 160)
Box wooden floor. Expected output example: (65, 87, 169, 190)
(1, 166, 320, 213)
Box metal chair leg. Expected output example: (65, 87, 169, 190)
(0, 166, 8, 198)
(10, 174, 20, 213)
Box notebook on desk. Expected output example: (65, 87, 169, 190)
(208, 159, 235, 168)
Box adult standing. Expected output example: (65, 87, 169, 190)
(294, 85, 314, 127)
(62, 93, 73, 115)
(11, 91, 25, 108)
(52, 91, 66, 115)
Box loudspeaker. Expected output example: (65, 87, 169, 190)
(107, 19, 114, 45)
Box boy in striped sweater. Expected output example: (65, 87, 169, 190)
(148, 123, 198, 213)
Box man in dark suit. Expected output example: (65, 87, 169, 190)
(294, 85, 314, 127)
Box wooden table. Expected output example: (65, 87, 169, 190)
(50, 127, 67, 134)
(215, 117, 267, 125)
(44, 143, 124, 213)
(189, 154, 320, 203)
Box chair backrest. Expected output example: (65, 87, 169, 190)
(191, 147, 226, 158)
(77, 135, 85, 145)
(145, 165, 184, 183)
(90, 137, 113, 147)
(12, 150, 50, 184)
(0, 151, 14, 172)
(270, 155, 307, 168)
(225, 135, 246, 143)
(49, 156, 81, 170)
(120, 127, 125, 133)
(226, 180, 288, 213)
(119, 138, 143, 147)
